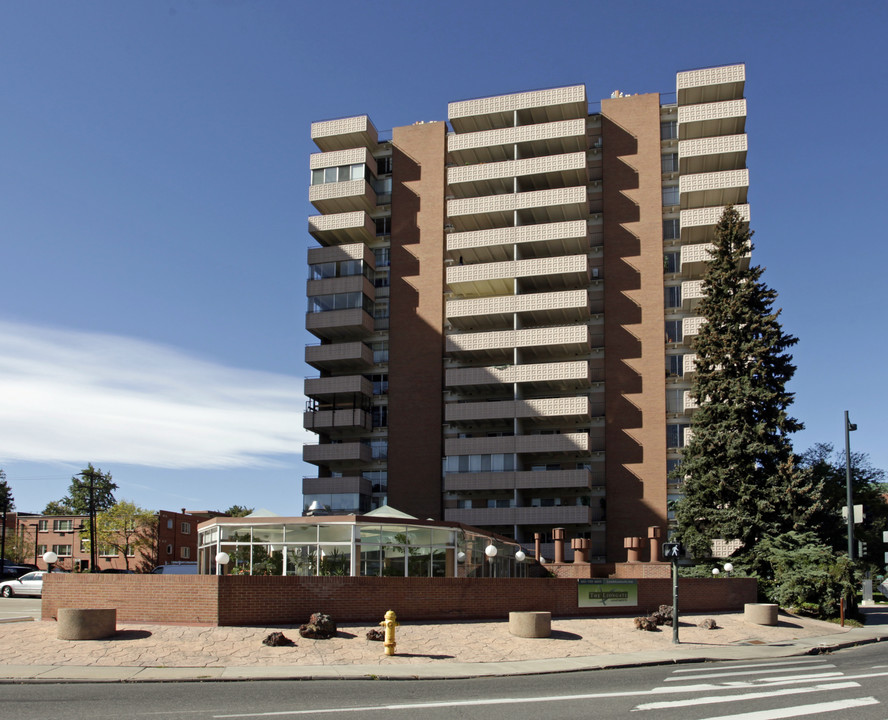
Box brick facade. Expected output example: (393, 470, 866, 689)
(42, 574, 757, 626)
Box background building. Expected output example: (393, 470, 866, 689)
(303, 64, 749, 563)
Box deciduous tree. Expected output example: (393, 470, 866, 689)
(92, 501, 156, 571)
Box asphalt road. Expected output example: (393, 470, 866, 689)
(0, 596, 41, 621)
(1, 642, 887, 720)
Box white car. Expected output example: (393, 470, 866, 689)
(0, 571, 46, 597)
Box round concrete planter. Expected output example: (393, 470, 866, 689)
(744, 603, 778, 626)
(509, 611, 551, 638)
(57, 608, 117, 640)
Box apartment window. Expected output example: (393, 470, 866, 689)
(661, 153, 679, 173)
(180, 522, 191, 534)
(310, 163, 366, 185)
(371, 341, 389, 364)
(665, 320, 683, 343)
(377, 156, 392, 175)
(664, 251, 679, 274)
(667, 458, 682, 481)
(308, 291, 366, 314)
(53, 519, 73, 532)
(369, 439, 388, 460)
(52, 544, 72, 557)
(663, 219, 680, 240)
(371, 405, 388, 428)
(373, 299, 389, 330)
(664, 285, 681, 309)
(662, 186, 679, 206)
(180, 547, 191, 560)
(166, 544, 173, 555)
(666, 389, 685, 413)
(365, 470, 387, 493)
(660, 121, 677, 140)
(166, 518, 173, 530)
(99, 544, 117, 557)
(368, 373, 388, 395)
(374, 218, 391, 237)
(373, 175, 392, 199)
(37, 544, 47, 556)
(666, 423, 689, 449)
(666, 354, 684, 378)
(38, 520, 48, 532)
(373, 268, 390, 288)
(309, 259, 365, 281)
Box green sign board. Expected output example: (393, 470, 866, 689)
(577, 579, 639, 607)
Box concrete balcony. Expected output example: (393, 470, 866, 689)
(677, 98, 747, 140)
(448, 85, 586, 134)
(680, 203, 750, 243)
(444, 468, 596, 492)
(446, 289, 589, 331)
(308, 242, 375, 267)
(683, 353, 698, 377)
(306, 274, 374, 301)
(303, 442, 373, 467)
(681, 279, 705, 311)
(308, 211, 376, 246)
(680, 242, 750, 279)
(447, 118, 586, 164)
(306, 308, 375, 341)
(305, 342, 374, 372)
(445, 432, 590, 457)
(676, 64, 745, 106)
(447, 186, 588, 232)
(302, 476, 372, 496)
(444, 505, 593, 527)
(310, 147, 376, 174)
(446, 360, 590, 393)
(679, 134, 747, 174)
(304, 374, 373, 401)
(446, 220, 587, 264)
(310, 179, 376, 214)
(683, 390, 698, 412)
(446, 324, 591, 362)
(445, 396, 591, 425)
(446, 254, 589, 297)
(303, 408, 372, 432)
(682, 316, 707, 342)
(311, 115, 378, 152)
(447, 152, 587, 198)
(680, 169, 749, 210)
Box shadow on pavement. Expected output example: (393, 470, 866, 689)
(108, 629, 153, 641)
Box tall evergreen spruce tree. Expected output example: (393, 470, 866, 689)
(673, 207, 816, 558)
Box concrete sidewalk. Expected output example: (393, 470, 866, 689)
(1, 606, 886, 682)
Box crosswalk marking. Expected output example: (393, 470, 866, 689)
(670, 659, 831, 673)
(633, 681, 860, 711)
(664, 665, 836, 681)
(695, 696, 879, 720)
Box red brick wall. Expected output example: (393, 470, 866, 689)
(43, 574, 756, 626)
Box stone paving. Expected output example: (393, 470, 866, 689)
(0, 612, 853, 669)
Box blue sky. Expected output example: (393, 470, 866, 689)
(1, 1, 885, 515)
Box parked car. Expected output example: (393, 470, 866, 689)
(0, 571, 46, 597)
(0, 564, 39, 581)
(151, 562, 198, 575)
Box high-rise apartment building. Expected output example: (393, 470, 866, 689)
(303, 63, 749, 563)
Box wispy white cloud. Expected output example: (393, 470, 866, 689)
(0, 320, 309, 469)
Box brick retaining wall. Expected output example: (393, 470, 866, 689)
(42, 574, 757, 626)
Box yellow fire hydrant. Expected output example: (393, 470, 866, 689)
(380, 609, 399, 656)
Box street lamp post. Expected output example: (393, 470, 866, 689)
(215, 551, 230, 576)
(42, 550, 58, 573)
(515, 550, 526, 578)
(845, 411, 858, 560)
(485, 544, 498, 578)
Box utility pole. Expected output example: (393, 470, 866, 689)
(845, 411, 858, 560)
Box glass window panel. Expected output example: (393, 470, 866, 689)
(286, 546, 315, 576)
(318, 524, 352, 543)
(406, 527, 431, 546)
(324, 167, 337, 183)
(311, 169, 324, 185)
(430, 528, 456, 546)
(318, 545, 351, 576)
(251, 526, 285, 544)
(349, 163, 364, 181)
(358, 544, 382, 576)
(378, 525, 408, 545)
(382, 550, 405, 577)
(285, 524, 318, 544)
(221, 526, 252, 542)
